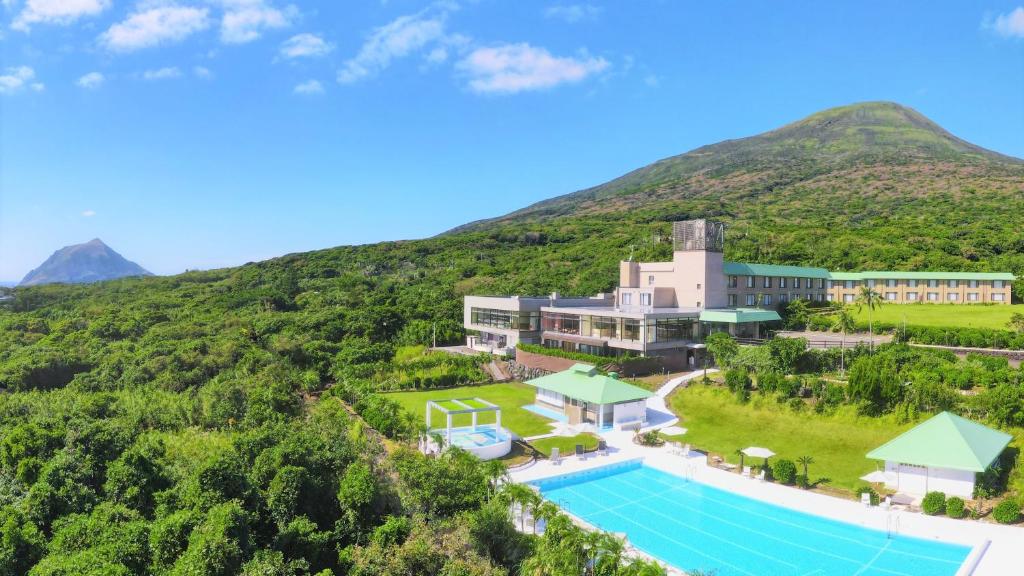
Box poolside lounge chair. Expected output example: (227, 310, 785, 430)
(757, 470, 766, 482)
(881, 496, 891, 510)
(742, 466, 752, 478)
(551, 447, 561, 465)
(575, 444, 585, 461)
(861, 492, 871, 507)
(598, 440, 608, 456)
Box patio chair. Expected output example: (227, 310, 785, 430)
(757, 470, 766, 482)
(881, 496, 891, 510)
(861, 492, 871, 507)
(551, 447, 561, 465)
(682, 443, 691, 457)
(742, 465, 752, 478)
(575, 444, 585, 461)
(598, 440, 608, 456)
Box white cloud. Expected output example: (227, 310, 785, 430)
(143, 66, 182, 80)
(218, 0, 294, 44)
(101, 5, 211, 52)
(425, 46, 448, 64)
(194, 65, 212, 78)
(643, 74, 659, 87)
(82, 209, 96, 217)
(543, 3, 601, 23)
(77, 71, 104, 89)
(0, 65, 39, 94)
(457, 43, 609, 94)
(12, 0, 111, 31)
(280, 32, 332, 58)
(293, 79, 323, 94)
(990, 7, 1024, 38)
(337, 8, 448, 84)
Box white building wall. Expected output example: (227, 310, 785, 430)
(613, 401, 646, 427)
(883, 461, 975, 498)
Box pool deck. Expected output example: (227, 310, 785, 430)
(510, 430, 1023, 576)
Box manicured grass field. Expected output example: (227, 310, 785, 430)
(667, 386, 917, 492)
(384, 382, 555, 438)
(530, 433, 601, 458)
(851, 303, 1024, 330)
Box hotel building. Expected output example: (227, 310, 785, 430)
(463, 220, 1014, 363)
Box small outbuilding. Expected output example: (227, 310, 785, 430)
(866, 411, 1012, 498)
(525, 363, 653, 429)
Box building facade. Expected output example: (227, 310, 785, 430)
(463, 219, 1015, 360)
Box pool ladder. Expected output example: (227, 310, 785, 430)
(886, 511, 901, 539)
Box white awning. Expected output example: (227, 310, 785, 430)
(741, 446, 775, 458)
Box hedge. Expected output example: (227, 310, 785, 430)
(516, 343, 635, 366)
(869, 323, 1024, 350)
(921, 491, 946, 515)
(992, 499, 1021, 524)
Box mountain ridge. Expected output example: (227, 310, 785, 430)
(449, 101, 1024, 233)
(20, 238, 152, 287)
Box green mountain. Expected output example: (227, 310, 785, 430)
(20, 238, 151, 287)
(454, 102, 1023, 231)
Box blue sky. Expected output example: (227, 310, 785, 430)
(1, 1, 1023, 280)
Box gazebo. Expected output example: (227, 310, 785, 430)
(866, 412, 1012, 498)
(525, 364, 653, 429)
(424, 397, 511, 460)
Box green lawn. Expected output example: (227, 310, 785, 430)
(530, 433, 601, 458)
(668, 386, 918, 492)
(851, 303, 1024, 330)
(384, 382, 555, 438)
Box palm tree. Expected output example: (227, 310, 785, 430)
(797, 455, 814, 483)
(855, 285, 882, 353)
(735, 448, 745, 471)
(500, 482, 535, 532)
(483, 459, 508, 500)
(831, 308, 856, 375)
(533, 500, 560, 535)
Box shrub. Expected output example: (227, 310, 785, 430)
(992, 499, 1021, 524)
(772, 459, 797, 485)
(945, 496, 966, 519)
(921, 491, 946, 515)
(855, 485, 879, 506)
(795, 474, 809, 489)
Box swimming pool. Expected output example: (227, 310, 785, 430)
(429, 424, 511, 460)
(522, 403, 569, 422)
(529, 461, 971, 576)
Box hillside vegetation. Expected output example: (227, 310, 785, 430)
(0, 101, 1022, 574)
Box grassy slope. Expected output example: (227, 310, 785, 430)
(668, 386, 918, 492)
(384, 382, 555, 437)
(851, 304, 1024, 330)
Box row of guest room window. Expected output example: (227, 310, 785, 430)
(832, 279, 1006, 289)
(840, 292, 1003, 302)
(729, 276, 828, 289)
(542, 312, 695, 343)
(728, 277, 1007, 290)
(729, 293, 825, 307)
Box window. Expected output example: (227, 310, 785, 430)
(470, 308, 540, 331)
(818, 278, 826, 289)
(994, 280, 1005, 289)
(967, 292, 979, 302)
(948, 280, 958, 288)
(826, 294, 834, 302)
(993, 293, 1005, 302)
(541, 312, 580, 334)
(590, 316, 618, 339)
(536, 388, 563, 406)
(745, 294, 756, 306)
(927, 292, 939, 301)
(928, 279, 938, 288)
(793, 278, 801, 289)
(648, 275, 655, 286)
(779, 294, 789, 303)
(886, 292, 898, 301)
(807, 293, 813, 301)
(763, 295, 772, 306)
(868, 279, 876, 288)
(947, 292, 959, 301)
(621, 293, 632, 305)
(906, 292, 918, 301)
(621, 318, 641, 341)
(761, 277, 770, 288)
(727, 294, 737, 306)
(969, 280, 978, 288)
(728, 276, 738, 288)
(696, 283, 702, 290)
(886, 279, 897, 288)
(843, 294, 855, 303)
(746, 276, 755, 288)
(640, 293, 652, 306)
(844, 280, 854, 289)
(908, 279, 918, 288)
(780, 277, 787, 288)
(653, 318, 693, 342)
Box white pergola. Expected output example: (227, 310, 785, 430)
(425, 397, 502, 447)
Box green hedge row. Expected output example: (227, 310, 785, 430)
(516, 343, 635, 367)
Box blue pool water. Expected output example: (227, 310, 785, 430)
(530, 461, 971, 576)
(431, 425, 506, 448)
(522, 403, 569, 422)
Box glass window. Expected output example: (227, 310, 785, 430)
(621, 318, 641, 341)
(993, 293, 1005, 301)
(843, 294, 855, 303)
(728, 275, 738, 288)
(763, 295, 772, 306)
(868, 279, 876, 288)
(818, 278, 826, 289)
(541, 312, 580, 334)
(780, 277, 787, 288)
(886, 279, 897, 287)
(947, 292, 959, 301)
(948, 280, 958, 288)
(590, 316, 618, 339)
(648, 275, 655, 286)
(994, 280, 1005, 289)
(793, 278, 801, 289)
(908, 279, 918, 287)
(844, 280, 853, 289)
(640, 293, 652, 306)
(779, 294, 788, 303)
(653, 318, 693, 342)
(826, 294, 834, 302)
(969, 280, 978, 288)
(886, 292, 898, 301)
(745, 294, 755, 306)
(763, 276, 772, 288)
(928, 279, 938, 288)
(906, 292, 918, 301)
(927, 292, 939, 301)
(621, 292, 632, 305)
(746, 276, 755, 288)
(727, 294, 737, 306)
(967, 292, 979, 301)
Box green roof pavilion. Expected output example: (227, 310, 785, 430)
(526, 364, 653, 405)
(867, 412, 1011, 472)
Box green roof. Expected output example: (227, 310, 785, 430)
(699, 308, 782, 324)
(525, 364, 653, 405)
(828, 271, 1014, 281)
(866, 412, 1012, 472)
(724, 262, 831, 279)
